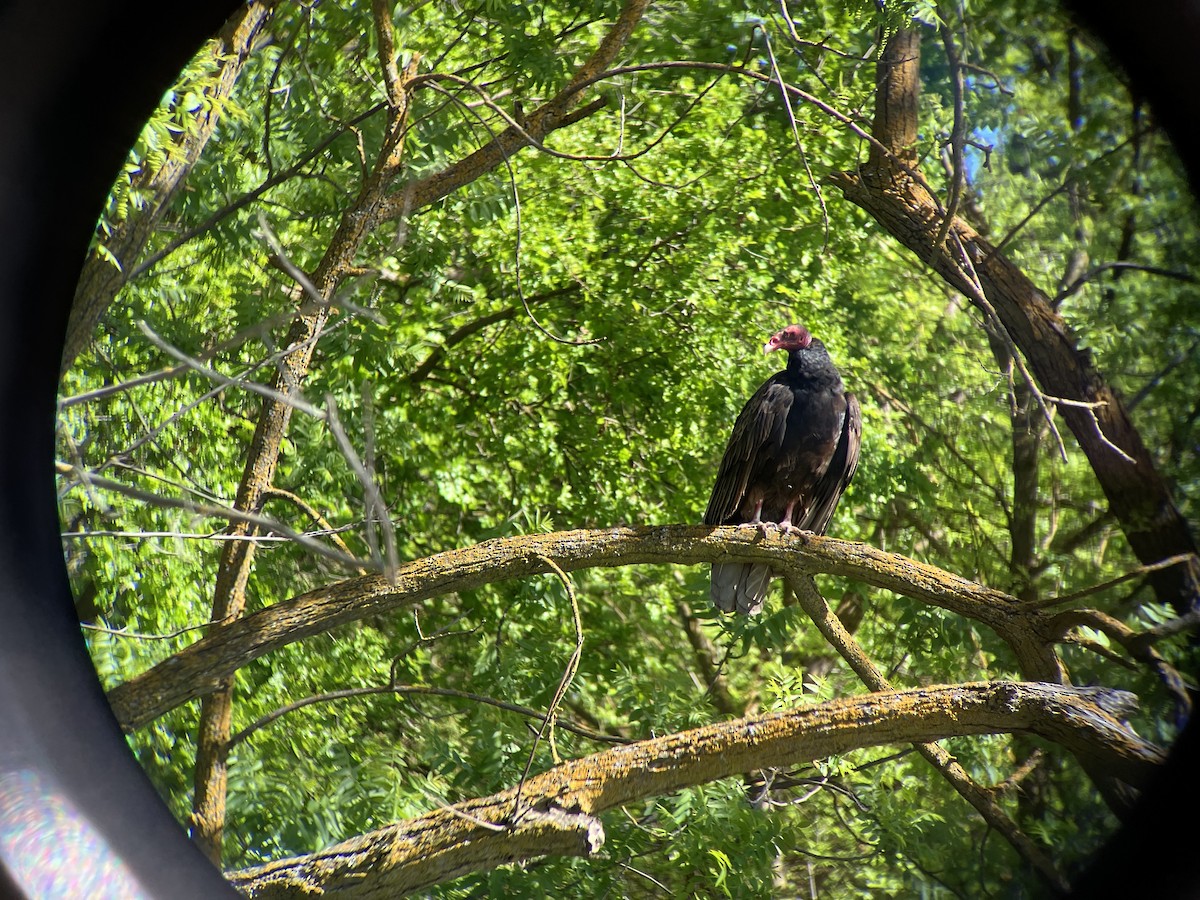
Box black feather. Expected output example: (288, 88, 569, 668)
(705, 328, 861, 614)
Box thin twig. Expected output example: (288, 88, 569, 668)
(426, 795, 508, 833)
(325, 394, 399, 582)
(1046, 607, 1191, 721)
(63, 529, 296, 542)
(1055, 261, 1196, 304)
(986, 128, 1154, 263)
(1024, 553, 1198, 611)
(761, 24, 830, 248)
(777, 0, 873, 62)
(261, 485, 367, 575)
(515, 555, 586, 815)
(952, 234, 1070, 462)
(56, 461, 368, 572)
(138, 320, 328, 420)
(59, 308, 355, 411)
(935, 16, 967, 249)
(81, 618, 225, 641)
(419, 80, 601, 347)
(415, 66, 722, 167)
(360, 380, 383, 570)
(1136, 607, 1200, 646)
(127, 102, 389, 283)
(570, 60, 947, 212)
(255, 212, 387, 324)
(228, 682, 625, 748)
(992, 749, 1045, 795)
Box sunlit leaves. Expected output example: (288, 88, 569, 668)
(56, 0, 1199, 894)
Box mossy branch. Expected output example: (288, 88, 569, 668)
(226, 681, 1162, 897)
(107, 524, 1108, 732)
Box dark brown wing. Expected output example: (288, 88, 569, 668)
(798, 391, 861, 535)
(704, 376, 793, 526)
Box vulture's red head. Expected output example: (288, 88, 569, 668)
(763, 324, 813, 354)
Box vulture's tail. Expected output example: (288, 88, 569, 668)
(710, 562, 772, 615)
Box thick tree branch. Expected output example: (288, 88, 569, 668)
(374, 0, 650, 225)
(226, 682, 1162, 897)
(829, 25, 1200, 614)
(107, 525, 1073, 732)
(867, 27, 920, 174)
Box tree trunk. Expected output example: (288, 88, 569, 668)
(186, 0, 651, 864)
(63, 1, 273, 373)
(830, 26, 1200, 614)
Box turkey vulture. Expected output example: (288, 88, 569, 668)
(704, 324, 861, 614)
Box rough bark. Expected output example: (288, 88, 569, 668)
(188, 17, 422, 853)
(830, 26, 1200, 614)
(867, 27, 920, 173)
(107, 525, 1079, 733)
(225, 682, 1162, 898)
(62, 1, 274, 373)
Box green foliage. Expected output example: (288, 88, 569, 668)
(57, 0, 1197, 895)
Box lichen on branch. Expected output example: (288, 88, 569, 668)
(227, 681, 1162, 898)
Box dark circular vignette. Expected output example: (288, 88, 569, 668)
(0, 1, 1195, 897)
(0, 2, 244, 896)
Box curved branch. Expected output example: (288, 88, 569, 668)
(375, 0, 650, 224)
(106, 525, 1063, 732)
(405, 287, 579, 386)
(227, 682, 1162, 897)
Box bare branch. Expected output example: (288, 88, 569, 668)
(56, 462, 368, 574)
(1025, 553, 1199, 611)
(324, 394, 399, 581)
(261, 486, 367, 576)
(760, 26, 830, 247)
(520, 555, 584, 776)
(1055, 261, 1197, 304)
(81, 619, 223, 642)
(935, 17, 967, 249)
(63, 530, 298, 543)
(953, 234, 1071, 463)
(137, 320, 327, 420)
